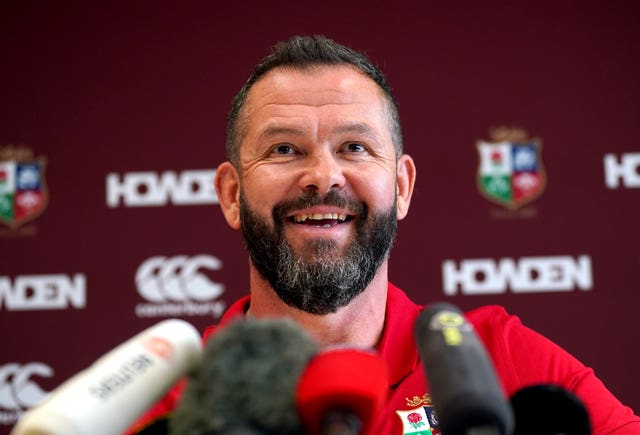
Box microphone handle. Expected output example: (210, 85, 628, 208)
(323, 409, 361, 435)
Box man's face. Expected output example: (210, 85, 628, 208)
(233, 65, 409, 314)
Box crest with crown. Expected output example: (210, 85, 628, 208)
(0, 145, 48, 229)
(476, 126, 546, 210)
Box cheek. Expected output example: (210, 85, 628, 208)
(242, 171, 290, 212)
(351, 173, 396, 209)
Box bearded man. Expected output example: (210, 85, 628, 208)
(131, 35, 640, 435)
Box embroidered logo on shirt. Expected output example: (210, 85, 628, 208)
(396, 394, 440, 434)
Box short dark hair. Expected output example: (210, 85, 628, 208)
(225, 35, 403, 167)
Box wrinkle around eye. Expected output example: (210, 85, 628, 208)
(337, 141, 394, 164)
(240, 157, 276, 181)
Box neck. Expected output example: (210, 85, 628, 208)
(246, 262, 389, 349)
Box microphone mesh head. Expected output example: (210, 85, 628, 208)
(170, 317, 318, 435)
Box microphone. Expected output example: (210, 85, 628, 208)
(169, 317, 319, 435)
(414, 302, 514, 435)
(296, 348, 388, 435)
(510, 384, 591, 435)
(11, 319, 202, 435)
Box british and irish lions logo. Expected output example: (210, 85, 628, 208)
(477, 127, 546, 210)
(396, 394, 439, 435)
(0, 145, 48, 229)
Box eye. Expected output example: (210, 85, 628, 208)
(344, 142, 366, 153)
(272, 144, 295, 155)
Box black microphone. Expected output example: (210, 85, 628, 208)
(510, 384, 591, 435)
(168, 317, 318, 435)
(414, 302, 514, 435)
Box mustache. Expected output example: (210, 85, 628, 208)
(272, 190, 366, 223)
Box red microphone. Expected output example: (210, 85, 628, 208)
(296, 348, 388, 435)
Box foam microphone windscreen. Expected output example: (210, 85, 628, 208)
(169, 317, 318, 435)
(296, 348, 388, 435)
(414, 302, 514, 435)
(510, 384, 591, 435)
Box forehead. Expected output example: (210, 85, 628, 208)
(251, 64, 384, 103)
(242, 65, 390, 133)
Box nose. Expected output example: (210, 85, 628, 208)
(299, 150, 346, 194)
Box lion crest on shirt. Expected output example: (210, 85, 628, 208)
(396, 393, 440, 434)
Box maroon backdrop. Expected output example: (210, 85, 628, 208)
(1, 2, 638, 432)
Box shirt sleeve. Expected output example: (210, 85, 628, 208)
(470, 305, 640, 434)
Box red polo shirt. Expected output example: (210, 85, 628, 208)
(130, 283, 640, 434)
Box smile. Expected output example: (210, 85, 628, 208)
(289, 213, 353, 227)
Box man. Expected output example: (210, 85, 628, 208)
(136, 35, 640, 434)
(214, 35, 414, 350)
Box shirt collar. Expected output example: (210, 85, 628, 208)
(376, 282, 422, 387)
(208, 283, 422, 387)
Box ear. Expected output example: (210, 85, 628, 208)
(396, 154, 416, 220)
(215, 161, 241, 229)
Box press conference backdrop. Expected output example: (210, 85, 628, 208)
(1, 2, 638, 432)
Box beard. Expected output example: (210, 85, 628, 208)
(239, 189, 398, 315)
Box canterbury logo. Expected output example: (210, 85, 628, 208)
(0, 363, 52, 410)
(135, 255, 224, 302)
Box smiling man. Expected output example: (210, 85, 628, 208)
(131, 35, 640, 434)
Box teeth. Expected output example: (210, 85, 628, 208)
(294, 213, 347, 223)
